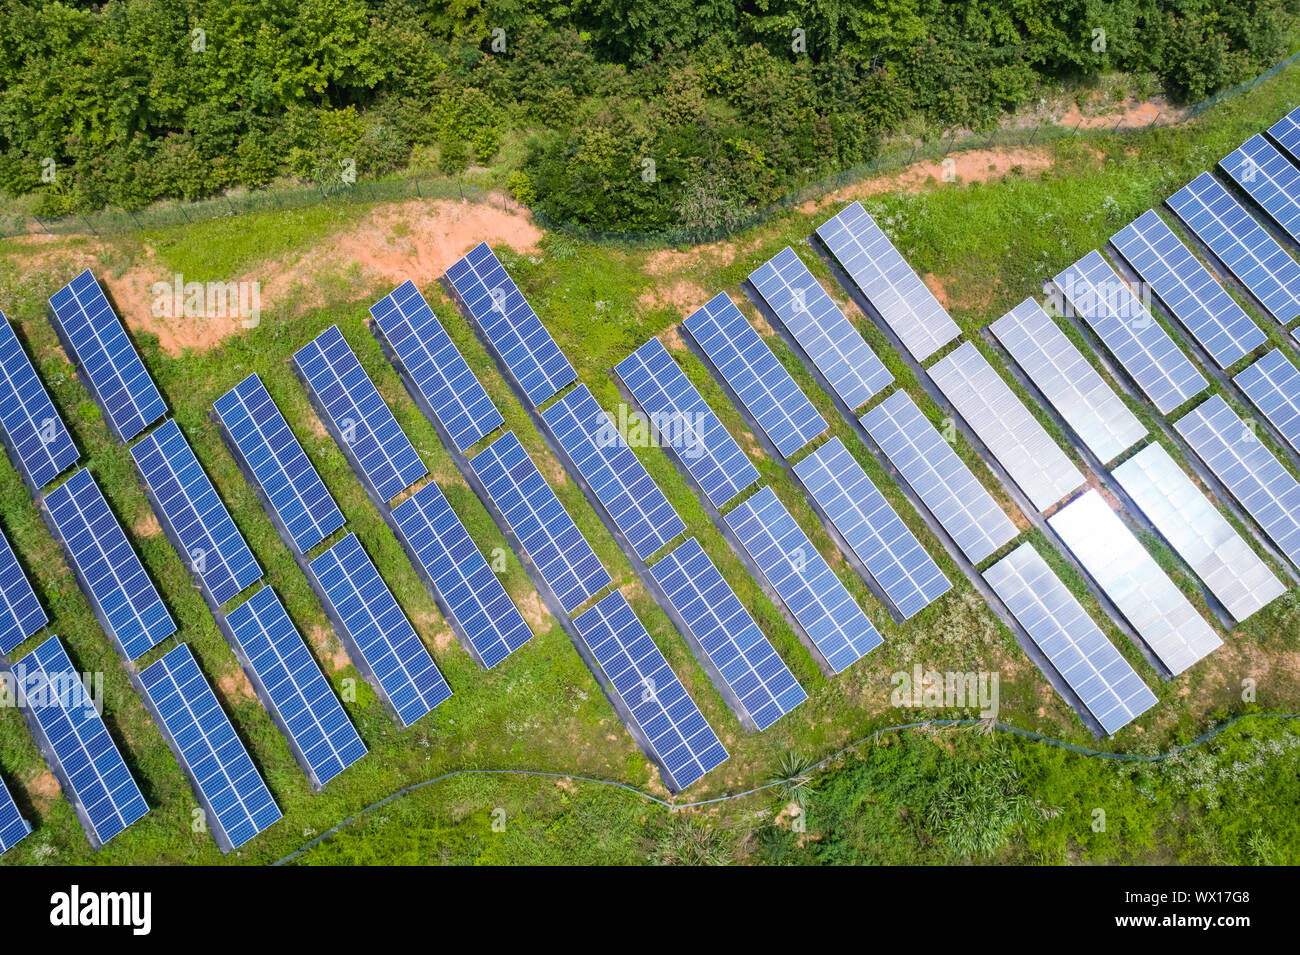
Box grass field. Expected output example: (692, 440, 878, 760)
(1, 62, 1300, 865)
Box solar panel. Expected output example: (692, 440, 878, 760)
(793, 437, 951, 619)
(1220, 135, 1300, 243)
(444, 242, 576, 407)
(213, 374, 345, 555)
(1174, 394, 1300, 572)
(138, 644, 281, 851)
(541, 384, 685, 560)
(990, 297, 1148, 464)
(292, 325, 428, 503)
(747, 246, 894, 410)
(392, 481, 534, 668)
(1269, 105, 1300, 163)
(572, 590, 728, 791)
(1113, 443, 1286, 623)
(726, 485, 883, 673)
(1049, 490, 1222, 675)
(470, 431, 611, 613)
(860, 390, 1018, 564)
(983, 543, 1157, 735)
(0, 528, 45, 654)
(370, 279, 503, 451)
(0, 773, 29, 855)
(1111, 210, 1267, 369)
(928, 341, 1085, 511)
(1166, 172, 1300, 325)
(682, 292, 827, 458)
(614, 337, 759, 507)
(309, 533, 452, 728)
(16, 636, 148, 846)
(1235, 348, 1300, 455)
(815, 200, 961, 362)
(225, 586, 367, 789)
(46, 269, 166, 442)
(0, 315, 78, 488)
(650, 537, 807, 730)
(44, 469, 175, 661)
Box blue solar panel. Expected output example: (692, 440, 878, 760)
(139, 643, 281, 851)
(17, 635, 148, 846)
(650, 537, 806, 730)
(614, 337, 759, 507)
(131, 419, 261, 606)
(392, 481, 534, 668)
(0, 772, 29, 854)
(370, 279, 503, 451)
(47, 269, 166, 442)
(1269, 105, 1300, 163)
(572, 590, 728, 791)
(683, 293, 827, 458)
(748, 246, 894, 410)
(444, 242, 576, 407)
(470, 431, 611, 613)
(309, 533, 452, 727)
(0, 315, 78, 488)
(1167, 172, 1300, 325)
(1235, 348, 1300, 455)
(541, 384, 685, 560)
(0, 528, 45, 654)
(213, 374, 345, 555)
(726, 485, 883, 673)
(793, 437, 951, 619)
(1220, 135, 1300, 243)
(1111, 210, 1267, 369)
(44, 469, 175, 661)
(225, 587, 367, 789)
(293, 325, 428, 503)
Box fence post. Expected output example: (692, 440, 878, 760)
(1146, 111, 1161, 129)
(178, 204, 191, 223)
(1029, 122, 1041, 145)
(81, 214, 97, 236)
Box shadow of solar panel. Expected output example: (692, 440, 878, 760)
(984, 543, 1157, 735)
(726, 485, 882, 673)
(1235, 348, 1300, 455)
(683, 292, 827, 458)
(0, 316, 78, 488)
(44, 469, 175, 660)
(0, 529, 46, 654)
(47, 270, 166, 442)
(139, 644, 281, 851)
(293, 326, 427, 503)
(573, 590, 728, 791)
(1270, 105, 1300, 162)
(370, 279, 503, 451)
(444, 242, 576, 407)
(0, 773, 29, 855)
(541, 384, 685, 560)
(1221, 135, 1300, 243)
(392, 481, 533, 668)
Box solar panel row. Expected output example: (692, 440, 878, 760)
(0, 772, 29, 854)
(1220, 135, 1300, 244)
(0, 316, 78, 489)
(1235, 348, 1300, 456)
(1269, 104, 1300, 163)
(0, 528, 46, 654)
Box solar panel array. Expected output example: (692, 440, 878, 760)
(213, 374, 345, 554)
(1268, 105, 1300, 163)
(470, 431, 611, 612)
(1111, 210, 1267, 369)
(1113, 443, 1286, 623)
(309, 533, 452, 727)
(1166, 173, 1300, 325)
(0, 316, 78, 488)
(444, 242, 576, 407)
(293, 326, 427, 503)
(1235, 348, 1300, 455)
(1049, 490, 1222, 676)
(0, 773, 29, 854)
(139, 644, 281, 850)
(44, 469, 175, 661)
(47, 270, 166, 442)
(541, 384, 685, 560)
(650, 537, 807, 730)
(861, 390, 1018, 564)
(572, 590, 728, 791)
(370, 279, 503, 451)
(793, 437, 950, 619)
(1220, 135, 1300, 243)
(18, 636, 149, 845)
(928, 342, 1085, 511)
(614, 337, 759, 507)
(1174, 394, 1300, 572)
(392, 481, 533, 668)
(747, 246, 894, 410)
(0, 529, 45, 654)
(983, 543, 1157, 735)
(726, 485, 883, 673)
(815, 201, 961, 362)
(990, 297, 1148, 464)
(225, 587, 366, 788)
(683, 292, 827, 459)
